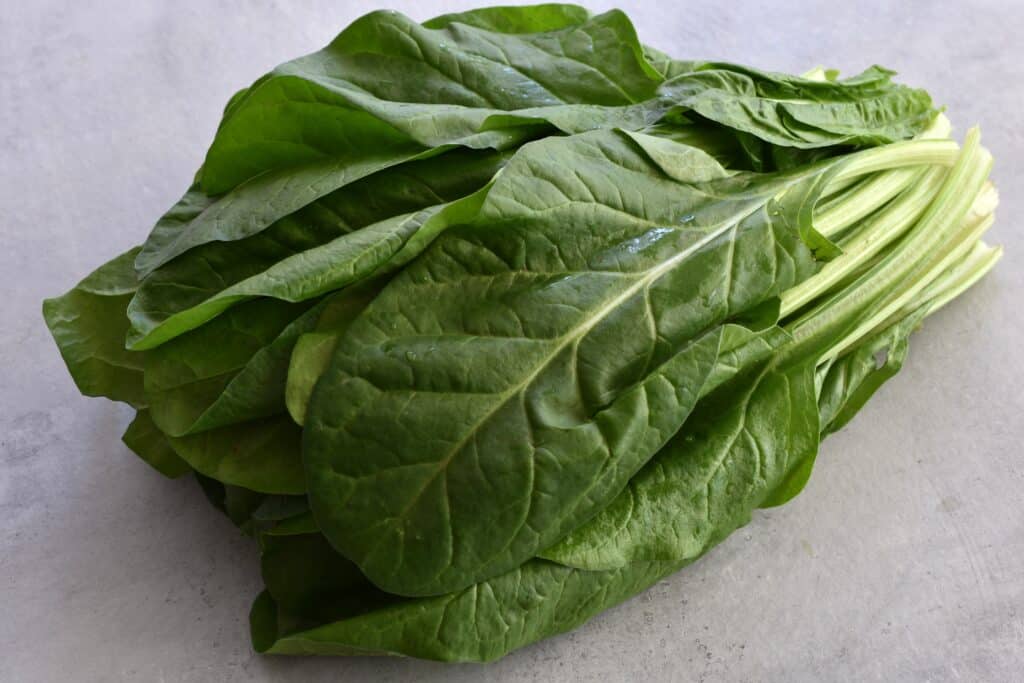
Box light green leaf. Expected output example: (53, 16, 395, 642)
(285, 281, 383, 426)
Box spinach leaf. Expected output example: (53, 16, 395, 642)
(194, 473, 269, 533)
(816, 309, 926, 436)
(659, 63, 934, 150)
(250, 555, 681, 661)
(127, 148, 510, 348)
(304, 128, 842, 596)
(168, 415, 304, 495)
(285, 280, 384, 426)
(251, 496, 310, 524)
(143, 298, 316, 436)
(259, 533, 396, 627)
(134, 9, 667, 276)
(42, 247, 146, 406)
(542, 359, 819, 568)
(121, 409, 191, 478)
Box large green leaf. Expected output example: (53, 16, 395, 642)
(42, 248, 146, 406)
(543, 359, 819, 569)
(143, 298, 316, 437)
(168, 415, 305, 495)
(423, 3, 591, 32)
(251, 551, 681, 661)
(659, 63, 935, 151)
(133, 9, 667, 276)
(134, 150, 433, 278)
(127, 148, 508, 349)
(304, 129, 839, 596)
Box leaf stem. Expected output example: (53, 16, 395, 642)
(782, 166, 947, 316)
(783, 128, 990, 360)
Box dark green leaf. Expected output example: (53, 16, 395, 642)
(304, 128, 832, 596)
(143, 298, 316, 436)
(169, 415, 305, 495)
(121, 409, 191, 478)
(543, 359, 819, 568)
(127, 148, 511, 348)
(42, 248, 146, 406)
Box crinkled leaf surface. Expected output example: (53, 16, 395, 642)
(133, 8, 666, 276)
(304, 129, 834, 596)
(543, 359, 819, 569)
(250, 545, 681, 662)
(127, 148, 510, 348)
(659, 63, 935, 150)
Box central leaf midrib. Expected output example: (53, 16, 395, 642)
(354, 193, 780, 577)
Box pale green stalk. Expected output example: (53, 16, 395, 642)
(914, 242, 1002, 315)
(820, 211, 994, 363)
(784, 128, 990, 359)
(783, 166, 947, 316)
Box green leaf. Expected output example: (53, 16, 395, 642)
(260, 533, 395, 625)
(252, 554, 681, 661)
(168, 415, 305, 495)
(134, 150, 430, 279)
(120, 409, 191, 478)
(193, 473, 268, 532)
(285, 334, 339, 427)
(128, 148, 508, 349)
(134, 9, 667, 276)
(251, 496, 309, 523)
(423, 4, 591, 32)
(817, 307, 927, 436)
(42, 248, 146, 406)
(659, 64, 936, 150)
(143, 298, 317, 436)
(304, 129, 833, 596)
(543, 359, 819, 568)
(260, 512, 320, 538)
(285, 280, 384, 426)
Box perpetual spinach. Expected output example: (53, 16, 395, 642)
(42, 2, 999, 664)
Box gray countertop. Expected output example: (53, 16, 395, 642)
(2, 1, 1022, 681)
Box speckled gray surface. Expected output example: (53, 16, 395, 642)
(2, 1, 1022, 681)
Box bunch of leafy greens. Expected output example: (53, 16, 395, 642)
(43, 4, 1000, 662)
